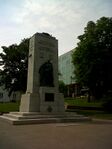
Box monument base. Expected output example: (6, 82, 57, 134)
(20, 93, 40, 112)
(20, 87, 65, 113)
(0, 112, 91, 125)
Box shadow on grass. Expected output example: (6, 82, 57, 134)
(66, 109, 112, 120)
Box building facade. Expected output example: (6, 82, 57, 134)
(59, 50, 80, 97)
(58, 50, 75, 85)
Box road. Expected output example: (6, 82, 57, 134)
(0, 119, 112, 149)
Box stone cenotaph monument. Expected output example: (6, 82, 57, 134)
(0, 33, 90, 124)
(20, 32, 65, 113)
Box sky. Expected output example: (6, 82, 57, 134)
(0, 0, 112, 55)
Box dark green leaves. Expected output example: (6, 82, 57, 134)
(72, 17, 112, 99)
(0, 38, 29, 96)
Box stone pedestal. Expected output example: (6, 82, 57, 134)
(20, 93, 40, 112)
(20, 87, 65, 113)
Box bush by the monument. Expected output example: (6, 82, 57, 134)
(59, 80, 67, 97)
(102, 96, 112, 112)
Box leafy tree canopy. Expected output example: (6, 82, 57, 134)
(72, 17, 112, 99)
(0, 38, 29, 96)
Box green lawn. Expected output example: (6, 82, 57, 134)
(65, 98, 102, 107)
(0, 102, 19, 113)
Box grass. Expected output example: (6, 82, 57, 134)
(65, 97, 102, 107)
(0, 102, 19, 113)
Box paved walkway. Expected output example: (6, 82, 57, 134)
(0, 119, 112, 149)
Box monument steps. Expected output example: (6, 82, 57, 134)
(0, 112, 91, 125)
(2, 112, 84, 119)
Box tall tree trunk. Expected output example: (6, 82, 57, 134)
(87, 89, 91, 102)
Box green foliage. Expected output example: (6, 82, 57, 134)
(102, 95, 112, 112)
(72, 17, 112, 99)
(0, 38, 29, 96)
(59, 80, 67, 97)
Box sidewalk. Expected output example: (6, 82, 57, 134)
(0, 119, 112, 149)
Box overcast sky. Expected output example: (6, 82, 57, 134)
(0, 0, 111, 55)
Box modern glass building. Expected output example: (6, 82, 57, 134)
(58, 50, 75, 85)
(58, 50, 81, 97)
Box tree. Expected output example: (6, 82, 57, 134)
(0, 38, 29, 96)
(59, 80, 67, 97)
(72, 17, 112, 100)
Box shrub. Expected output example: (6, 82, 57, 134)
(102, 96, 112, 112)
